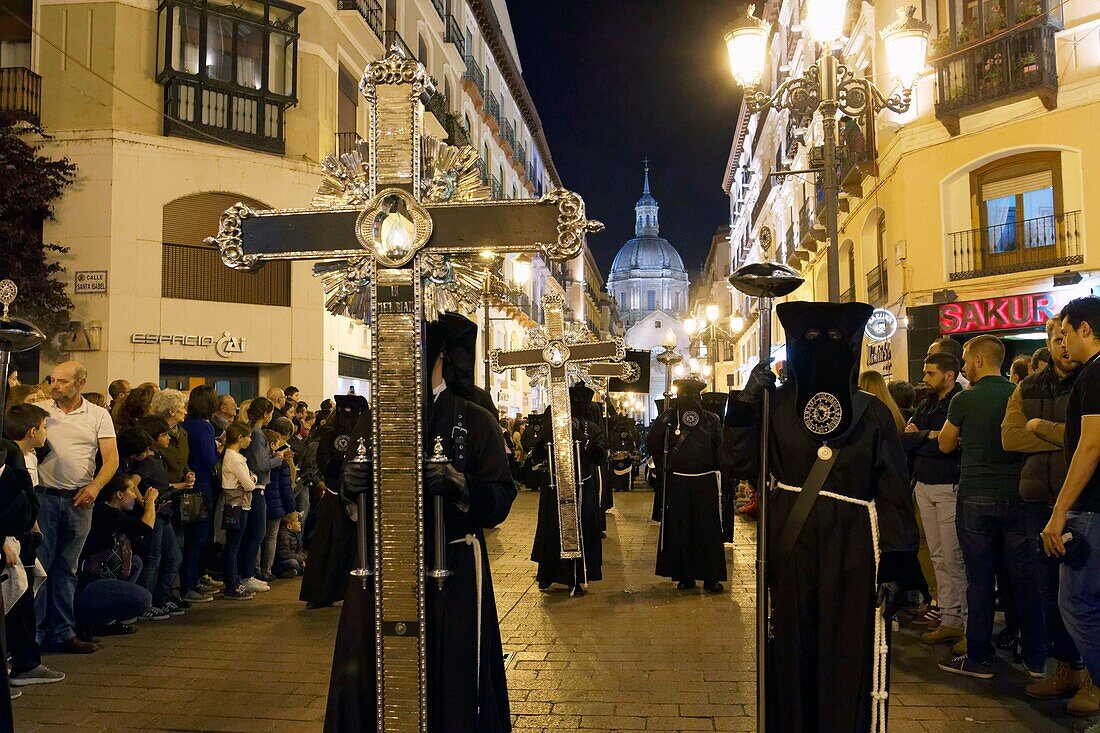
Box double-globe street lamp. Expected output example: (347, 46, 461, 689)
(724, 1, 930, 302)
(684, 303, 746, 392)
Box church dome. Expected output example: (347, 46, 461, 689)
(610, 235, 685, 274)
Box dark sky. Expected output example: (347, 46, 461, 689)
(509, 1, 744, 278)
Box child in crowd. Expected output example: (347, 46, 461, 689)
(221, 423, 258, 600)
(3, 404, 65, 688)
(260, 418, 296, 581)
(274, 512, 306, 579)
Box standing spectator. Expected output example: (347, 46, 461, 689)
(114, 384, 155, 431)
(1042, 297, 1100, 723)
(239, 397, 284, 594)
(903, 353, 966, 646)
(929, 337, 969, 388)
(859, 371, 907, 432)
(284, 386, 300, 404)
(211, 393, 237, 435)
(938, 336, 1044, 680)
(36, 361, 118, 654)
(221, 423, 258, 600)
(83, 393, 106, 409)
(266, 388, 287, 418)
(132, 417, 186, 620)
(260, 417, 296, 581)
(74, 474, 154, 634)
(316, 399, 334, 428)
(107, 380, 130, 415)
(1003, 317, 1089, 707)
(1011, 355, 1032, 384)
(1032, 348, 1052, 376)
(180, 386, 219, 604)
(3, 404, 65, 687)
(889, 379, 918, 422)
(8, 384, 45, 406)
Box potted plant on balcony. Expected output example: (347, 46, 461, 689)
(986, 5, 1007, 32)
(929, 33, 951, 58)
(1017, 0, 1043, 22)
(981, 52, 1005, 88)
(958, 19, 979, 45)
(1017, 51, 1039, 76)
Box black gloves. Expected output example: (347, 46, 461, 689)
(737, 359, 776, 404)
(877, 581, 905, 620)
(424, 462, 469, 504)
(340, 461, 372, 497)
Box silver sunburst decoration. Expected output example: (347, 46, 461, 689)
(421, 137, 492, 203)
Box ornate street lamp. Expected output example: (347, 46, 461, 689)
(725, 4, 929, 302)
(656, 328, 683, 403)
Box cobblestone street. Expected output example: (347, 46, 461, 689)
(14, 489, 1077, 732)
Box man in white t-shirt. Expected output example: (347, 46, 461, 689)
(35, 361, 118, 654)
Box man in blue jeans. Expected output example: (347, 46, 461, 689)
(1043, 296, 1100, 729)
(937, 335, 1045, 680)
(36, 361, 118, 654)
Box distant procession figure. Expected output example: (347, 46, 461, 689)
(607, 413, 640, 493)
(724, 302, 922, 733)
(649, 376, 729, 592)
(528, 383, 607, 596)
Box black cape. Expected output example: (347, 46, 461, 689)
(607, 417, 639, 493)
(324, 388, 516, 733)
(528, 408, 607, 587)
(647, 408, 729, 584)
(726, 386, 919, 732)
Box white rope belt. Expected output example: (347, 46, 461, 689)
(449, 534, 483, 707)
(777, 482, 889, 733)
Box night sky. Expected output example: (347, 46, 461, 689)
(510, 1, 744, 278)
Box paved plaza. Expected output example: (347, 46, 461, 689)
(14, 489, 1076, 732)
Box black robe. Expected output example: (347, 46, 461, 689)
(725, 385, 919, 733)
(528, 410, 606, 587)
(325, 388, 516, 733)
(607, 418, 639, 493)
(300, 423, 358, 606)
(647, 409, 728, 584)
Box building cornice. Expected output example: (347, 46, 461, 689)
(467, 0, 560, 187)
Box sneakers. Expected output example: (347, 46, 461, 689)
(242, 577, 270, 593)
(913, 604, 943, 627)
(1028, 662, 1086, 699)
(162, 601, 186, 617)
(182, 589, 214, 604)
(139, 605, 170, 621)
(223, 585, 255, 601)
(952, 638, 968, 655)
(201, 574, 225, 589)
(938, 654, 994, 680)
(169, 596, 192, 610)
(921, 625, 964, 645)
(41, 636, 98, 654)
(1069, 674, 1100, 717)
(10, 665, 66, 687)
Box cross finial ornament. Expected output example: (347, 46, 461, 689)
(0, 280, 17, 318)
(206, 45, 603, 733)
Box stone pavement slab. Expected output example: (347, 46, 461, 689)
(14, 490, 1078, 731)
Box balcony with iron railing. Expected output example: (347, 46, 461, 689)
(334, 131, 364, 157)
(484, 90, 500, 126)
(445, 14, 465, 56)
(866, 263, 889, 304)
(464, 55, 484, 96)
(382, 30, 414, 60)
(837, 116, 874, 196)
(163, 77, 286, 154)
(932, 18, 1059, 135)
(491, 175, 503, 200)
(500, 118, 515, 151)
(429, 0, 445, 22)
(0, 66, 41, 124)
(840, 286, 855, 303)
(336, 0, 382, 42)
(949, 210, 1082, 280)
(750, 173, 773, 226)
(515, 141, 528, 171)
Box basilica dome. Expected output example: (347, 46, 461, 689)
(610, 234, 685, 273)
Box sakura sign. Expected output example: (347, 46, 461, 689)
(939, 292, 1057, 335)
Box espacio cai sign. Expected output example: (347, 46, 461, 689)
(130, 331, 246, 358)
(939, 292, 1057, 335)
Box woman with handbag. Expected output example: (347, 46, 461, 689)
(221, 423, 259, 600)
(74, 474, 155, 634)
(180, 386, 220, 603)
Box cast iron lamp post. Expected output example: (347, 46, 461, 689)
(724, 3, 929, 302)
(685, 305, 745, 392)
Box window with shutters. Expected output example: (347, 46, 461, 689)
(162, 192, 291, 306)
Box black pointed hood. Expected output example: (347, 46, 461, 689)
(777, 300, 873, 441)
(425, 313, 479, 399)
(672, 377, 706, 413)
(569, 382, 595, 417)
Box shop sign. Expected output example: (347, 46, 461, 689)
(865, 308, 898, 342)
(868, 341, 892, 367)
(131, 331, 246, 358)
(74, 270, 108, 294)
(939, 292, 1057, 335)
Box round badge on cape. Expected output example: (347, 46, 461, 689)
(334, 434, 351, 452)
(817, 445, 834, 461)
(803, 392, 843, 436)
(682, 410, 700, 428)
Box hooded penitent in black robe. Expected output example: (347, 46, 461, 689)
(724, 301, 921, 733)
(648, 379, 729, 586)
(650, 397, 667, 522)
(300, 394, 368, 606)
(607, 415, 640, 493)
(325, 313, 515, 733)
(529, 383, 607, 591)
(703, 392, 738, 543)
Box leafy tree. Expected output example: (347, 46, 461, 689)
(0, 112, 77, 342)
